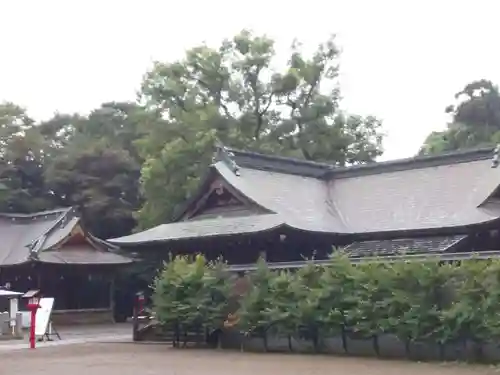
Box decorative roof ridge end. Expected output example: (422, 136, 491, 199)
(26, 207, 76, 258)
(492, 144, 500, 168)
(212, 139, 240, 176)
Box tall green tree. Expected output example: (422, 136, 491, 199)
(44, 145, 140, 239)
(138, 30, 384, 228)
(0, 101, 147, 239)
(153, 255, 231, 346)
(0, 102, 55, 212)
(420, 79, 500, 155)
(43, 102, 147, 239)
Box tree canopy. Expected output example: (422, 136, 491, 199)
(0, 101, 146, 238)
(0, 30, 385, 235)
(137, 31, 384, 228)
(419, 79, 500, 155)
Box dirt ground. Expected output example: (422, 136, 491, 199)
(1, 343, 497, 375)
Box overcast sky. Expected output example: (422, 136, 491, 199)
(1, 0, 498, 160)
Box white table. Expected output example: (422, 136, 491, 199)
(0, 290, 22, 298)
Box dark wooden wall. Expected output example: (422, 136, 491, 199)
(0, 264, 115, 311)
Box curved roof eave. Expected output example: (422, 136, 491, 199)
(109, 214, 287, 247)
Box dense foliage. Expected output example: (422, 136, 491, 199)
(137, 31, 384, 228)
(153, 254, 500, 359)
(0, 101, 148, 239)
(420, 79, 500, 155)
(152, 255, 232, 345)
(0, 30, 385, 234)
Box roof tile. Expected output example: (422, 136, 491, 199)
(344, 235, 467, 257)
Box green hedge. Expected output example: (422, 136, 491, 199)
(152, 253, 500, 358)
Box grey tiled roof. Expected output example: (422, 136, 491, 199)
(110, 146, 500, 246)
(216, 153, 500, 233)
(326, 158, 500, 232)
(110, 214, 284, 245)
(215, 162, 347, 233)
(0, 208, 131, 266)
(222, 147, 500, 233)
(37, 246, 132, 265)
(344, 235, 467, 257)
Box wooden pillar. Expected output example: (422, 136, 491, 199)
(31, 262, 42, 291)
(109, 272, 115, 322)
(36, 264, 42, 291)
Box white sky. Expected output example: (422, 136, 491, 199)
(1, 0, 499, 160)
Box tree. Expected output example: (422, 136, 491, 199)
(0, 101, 147, 239)
(317, 253, 359, 353)
(293, 261, 323, 351)
(40, 102, 149, 239)
(349, 262, 392, 357)
(153, 254, 231, 347)
(420, 79, 500, 155)
(238, 258, 276, 351)
(137, 30, 384, 228)
(263, 270, 298, 351)
(391, 261, 457, 360)
(72, 102, 151, 162)
(44, 145, 140, 239)
(0, 102, 55, 212)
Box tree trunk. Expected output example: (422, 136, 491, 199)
(182, 327, 188, 348)
(288, 334, 293, 352)
(132, 306, 139, 341)
(473, 340, 484, 362)
(341, 325, 348, 354)
(404, 338, 411, 358)
(372, 334, 380, 357)
(195, 326, 200, 347)
(312, 329, 320, 353)
(174, 323, 180, 348)
(438, 342, 445, 360)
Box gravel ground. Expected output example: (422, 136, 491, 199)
(1, 343, 497, 375)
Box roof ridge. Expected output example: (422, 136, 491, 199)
(0, 207, 74, 219)
(225, 147, 332, 178)
(224, 146, 497, 178)
(328, 147, 496, 178)
(226, 147, 335, 169)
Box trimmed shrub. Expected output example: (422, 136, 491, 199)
(152, 254, 231, 346)
(152, 253, 500, 360)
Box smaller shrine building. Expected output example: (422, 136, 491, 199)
(0, 207, 132, 324)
